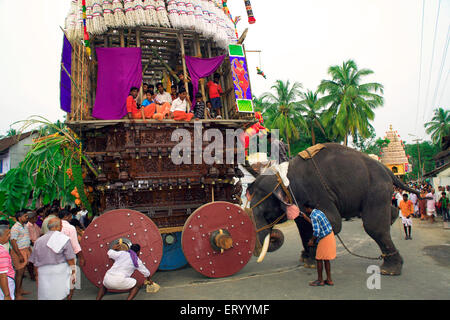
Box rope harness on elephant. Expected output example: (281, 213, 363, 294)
(245, 180, 287, 233)
(303, 149, 399, 261)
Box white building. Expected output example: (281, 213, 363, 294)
(0, 132, 37, 179)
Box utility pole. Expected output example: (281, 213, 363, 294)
(409, 134, 423, 182)
(413, 138, 423, 181)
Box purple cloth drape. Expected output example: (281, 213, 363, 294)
(60, 36, 72, 113)
(185, 55, 226, 106)
(92, 48, 142, 120)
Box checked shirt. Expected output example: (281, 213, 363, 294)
(310, 209, 333, 240)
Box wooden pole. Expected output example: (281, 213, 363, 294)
(194, 35, 207, 107)
(136, 27, 141, 47)
(237, 28, 248, 44)
(136, 27, 144, 104)
(242, 44, 254, 116)
(178, 32, 190, 112)
(120, 29, 125, 47)
(77, 43, 82, 121)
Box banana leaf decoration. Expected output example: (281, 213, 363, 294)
(0, 116, 97, 220)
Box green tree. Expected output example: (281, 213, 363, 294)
(424, 108, 450, 147)
(404, 141, 440, 181)
(252, 94, 273, 123)
(261, 80, 306, 157)
(0, 117, 97, 220)
(318, 59, 384, 145)
(298, 90, 327, 145)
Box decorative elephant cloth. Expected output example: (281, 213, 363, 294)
(298, 144, 326, 159)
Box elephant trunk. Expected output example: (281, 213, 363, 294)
(268, 229, 284, 252)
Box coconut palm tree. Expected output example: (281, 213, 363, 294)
(318, 60, 384, 145)
(425, 108, 450, 147)
(261, 80, 306, 157)
(298, 90, 327, 145)
(252, 94, 271, 119)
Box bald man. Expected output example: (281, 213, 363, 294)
(29, 218, 76, 300)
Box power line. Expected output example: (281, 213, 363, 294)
(414, 0, 426, 134)
(429, 24, 450, 119)
(421, 0, 442, 124)
(437, 69, 450, 106)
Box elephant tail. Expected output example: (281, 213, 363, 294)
(384, 165, 423, 199)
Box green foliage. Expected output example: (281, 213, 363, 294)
(0, 117, 97, 220)
(424, 108, 449, 147)
(0, 168, 31, 217)
(317, 60, 384, 145)
(404, 141, 440, 180)
(253, 60, 384, 156)
(298, 90, 328, 145)
(352, 126, 390, 155)
(260, 80, 306, 156)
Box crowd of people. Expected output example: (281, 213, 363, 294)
(127, 72, 228, 121)
(0, 200, 155, 300)
(393, 183, 449, 240)
(0, 200, 88, 300)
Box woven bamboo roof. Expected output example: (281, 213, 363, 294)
(380, 125, 408, 165)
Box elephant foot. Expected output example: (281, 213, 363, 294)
(303, 262, 316, 269)
(380, 252, 403, 276)
(299, 250, 308, 263)
(299, 250, 316, 268)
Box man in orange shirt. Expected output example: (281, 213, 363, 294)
(399, 193, 414, 240)
(207, 73, 224, 119)
(126, 87, 142, 119)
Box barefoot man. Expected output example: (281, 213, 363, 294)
(301, 201, 336, 287)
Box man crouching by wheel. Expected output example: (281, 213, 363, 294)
(96, 242, 153, 300)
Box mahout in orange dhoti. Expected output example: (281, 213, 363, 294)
(315, 231, 336, 260)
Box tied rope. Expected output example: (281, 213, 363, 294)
(244, 181, 286, 233)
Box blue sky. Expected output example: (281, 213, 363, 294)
(0, 0, 448, 145)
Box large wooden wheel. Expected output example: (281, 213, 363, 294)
(181, 201, 256, 278)
(80, 209, 163, 290)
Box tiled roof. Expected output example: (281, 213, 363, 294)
(0, 132, 34, 153)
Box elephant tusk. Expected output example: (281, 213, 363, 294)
(257, 234, 270, 263)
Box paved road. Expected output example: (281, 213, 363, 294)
(22, 216, 449, 300)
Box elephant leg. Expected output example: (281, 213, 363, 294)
(361, 203, 403, 276)
(294, 217, 314, 267)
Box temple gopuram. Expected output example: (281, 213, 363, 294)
(380, 125, 410, 176)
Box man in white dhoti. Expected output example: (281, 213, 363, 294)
(96, 243, 152, 300)
(29, 218, 76, 300)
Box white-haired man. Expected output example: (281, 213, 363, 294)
(29, 217, 76, 300)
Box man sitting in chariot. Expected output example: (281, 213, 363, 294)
(170, 88, 194, 121)
(126, 87, 142, 120)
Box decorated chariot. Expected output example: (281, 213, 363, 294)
(60, 0, 263, 288)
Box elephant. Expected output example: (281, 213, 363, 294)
(246, 143, 420, 276)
